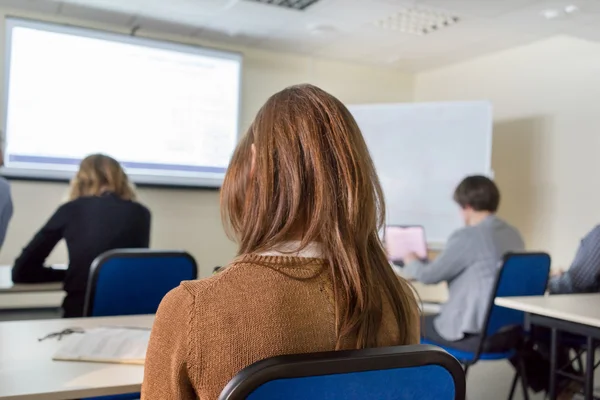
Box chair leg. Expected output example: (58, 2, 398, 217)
(507, 372, 519, 400)
(518, 356, 530, 400)
(575, 350, 585, 374)
(463, 364, 470, 378)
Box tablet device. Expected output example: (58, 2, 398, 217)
(384, 225, 428, 267)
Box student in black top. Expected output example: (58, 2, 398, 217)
(12, 154, 151, 317)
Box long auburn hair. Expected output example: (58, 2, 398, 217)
(69, 154, 136, 201)
(221, 84, 419, 349)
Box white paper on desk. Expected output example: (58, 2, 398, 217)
(384, 226, 427, 261)
(53, 327, 150, 365)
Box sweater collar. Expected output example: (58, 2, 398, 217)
(257, 241, 323, 258)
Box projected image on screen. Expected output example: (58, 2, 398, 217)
(3, 19, 242, 187)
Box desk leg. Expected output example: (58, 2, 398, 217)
(585, 336, 594, 400)
(550, 328, 557, 400)
(524, 313, 531, 333)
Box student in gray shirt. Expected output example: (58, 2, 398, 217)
(404, 176, 524, 345)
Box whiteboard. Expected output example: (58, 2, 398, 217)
(348, 101, 493, 244)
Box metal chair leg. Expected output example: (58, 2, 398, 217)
(519, 356, 530, 400)
(585, 336, 594, 400)
(508, 372, 519, 400)
(576, 350, 585, 374)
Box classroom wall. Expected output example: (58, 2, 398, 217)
(414, 35, 600, 267)
(0, 7, 415, 276)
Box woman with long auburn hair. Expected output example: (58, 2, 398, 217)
(142, 84, 419, 399)
(12, 154, 151, 317)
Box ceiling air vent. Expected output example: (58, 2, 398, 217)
(244, 0, 321, 11)
(374, 7, 460, 36)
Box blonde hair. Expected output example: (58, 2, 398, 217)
(221, 84, 419, 349)
(69, 154, 136, 201)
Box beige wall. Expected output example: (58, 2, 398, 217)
(0, 8, 415, 276)
(415, 35, 600, 267)
(11, 8, 594, 274)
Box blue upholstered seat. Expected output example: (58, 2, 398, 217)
(84, 249, 197, 317)
(422, 252, 551, 400)
(220, 345, 466, 400)
(84, 249, 197, 400)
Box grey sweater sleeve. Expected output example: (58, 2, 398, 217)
(549, 225, 600, 294)
(404, 229, 472, 285)
(0, 179, 13, 249)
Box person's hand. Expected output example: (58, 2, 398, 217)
(404, 252, 419, 264)
(550, 269, 564, 278)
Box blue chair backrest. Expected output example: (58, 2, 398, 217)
(485, 252, 551, 336)
(84, 249, 197, 317)
(219, 345, 466, 400)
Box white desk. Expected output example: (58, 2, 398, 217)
(495, 294, 600, 328)
(496, 294, 600, 400)
(394, 267, 449, 305)
(0, 314, 153, 400)
(0, 265, 65, 310)
(420, 301, 442, 315)
(392, 268, 447, 315)
(411, 281, 448, 304)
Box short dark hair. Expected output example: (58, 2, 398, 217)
(453, 175, 500, 212)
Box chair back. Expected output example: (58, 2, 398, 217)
(84, 249, 197, 317)
(219, 345, 466, 400)
(484, 252, 551, 337)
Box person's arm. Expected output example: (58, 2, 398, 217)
(12, 204, 70, 284)
(404, 230, 471, 285)
(0, 187, 13, 249)
(549, 226, 600, 294)
(142, 285, 196, 399)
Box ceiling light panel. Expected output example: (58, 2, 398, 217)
(374, 7, 460, 36)
(243, 0, 321, 11)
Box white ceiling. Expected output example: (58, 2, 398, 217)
(1, 0, 599, 70)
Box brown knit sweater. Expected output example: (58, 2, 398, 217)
(141, 255, 419, 400)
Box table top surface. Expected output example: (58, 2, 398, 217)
(495, 294, 600, 328)
(0, 314, 154, 400)
(0, 265, 65, 293)
(393, 266, 448, 304)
